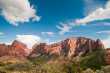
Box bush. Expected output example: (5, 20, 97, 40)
(101, 65, 110, 73)
(80, 49, 106, 70)
(1, 62, 33, 72)
(29, 55, 49, 65)
(0, 48, 107, 73)
(82, 68, 95, 73)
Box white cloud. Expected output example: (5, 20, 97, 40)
(98, 30, 110, 48)
(43, 39, 53, 44)
(97, 30, 110, 48)
(0, 0, 40, 26)
(102, 22, 110, 26)
(84, 0, 104, 15)
(96, 22, 110, 26)
(102, 36, 110, 48)
(75, 0, 110, 24)
(41, 32, 55, 36)
(44, 39, 61, 45)
(0, 32, 4, 35)
(56, 23, 72, 35)
(16, 35, 41, 48)
(97, 30, 110, 34)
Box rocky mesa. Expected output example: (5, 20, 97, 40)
(0, 40, 29, 58)
(29, 37, 104, 58)
(1, 37, 110, 64)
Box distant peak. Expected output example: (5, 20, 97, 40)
(11, 40, 27, 48)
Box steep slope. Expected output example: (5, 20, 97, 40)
(105, 48, 110, 64)
(29, 37, 104, 58)
(0, 40, 29, 58)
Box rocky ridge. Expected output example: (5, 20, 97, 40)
(29, 37, 104, 58)
(0, 40, 28, 58)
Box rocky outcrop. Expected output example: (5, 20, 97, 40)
(29, 37, 104, 58)
(29, 43, 62, 57)
(11, 40, 30, 55)
(0, 37, 105, 59)
(0, 40, 29, 58)
(105, 48, 110, 64)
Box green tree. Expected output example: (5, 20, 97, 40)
(80, 49, 106, 70)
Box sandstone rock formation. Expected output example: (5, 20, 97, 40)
(0, 37, 105, 59)
(29, 37, 104, 58)
(105, 48, 110, 64)
(0, 40, 29, 58)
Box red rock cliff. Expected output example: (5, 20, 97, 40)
(0, 40, 29, 58)
(105, 48, 110, 65)
(29, 37, 104, 58)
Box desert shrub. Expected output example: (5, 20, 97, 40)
(95, 70, 104, 73)
(80, 49, 106, 70)
(0, 48, 107, 73)
(65, 62, 82, 73)
(0, 62, 6, 66)
(100, 65, 110, 73)
(0, 70, 6, 73)
(0, 61, 15, 66)
(82, 68, 95, 73)
(29, 55, 49, 65)
(63, 52, 86, 73)
(65, 48, 106, 73)
(1, 62, 33, 72)
(40, 63, 68, 73)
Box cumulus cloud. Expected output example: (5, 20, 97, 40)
(56, 23, 72, 35)
(84, 0, 104, 15)
(75, 0, 110, 24)
(0, 32, 4, 35)
(0, 0, 40, 26)
(16, 35, 41, 48)
(41, 32, 55, 36)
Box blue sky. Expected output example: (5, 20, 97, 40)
(0, 0, 110, 48)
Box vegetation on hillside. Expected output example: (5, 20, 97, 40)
(0, 48, 109, 73)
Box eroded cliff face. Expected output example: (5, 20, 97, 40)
(0, 40, 29, 58)
(0, 37, 105, 61)
(29, 37, 104, 58)
(105, 48, 110, 65)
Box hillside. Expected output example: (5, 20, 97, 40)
(0, 37, 110, 73)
